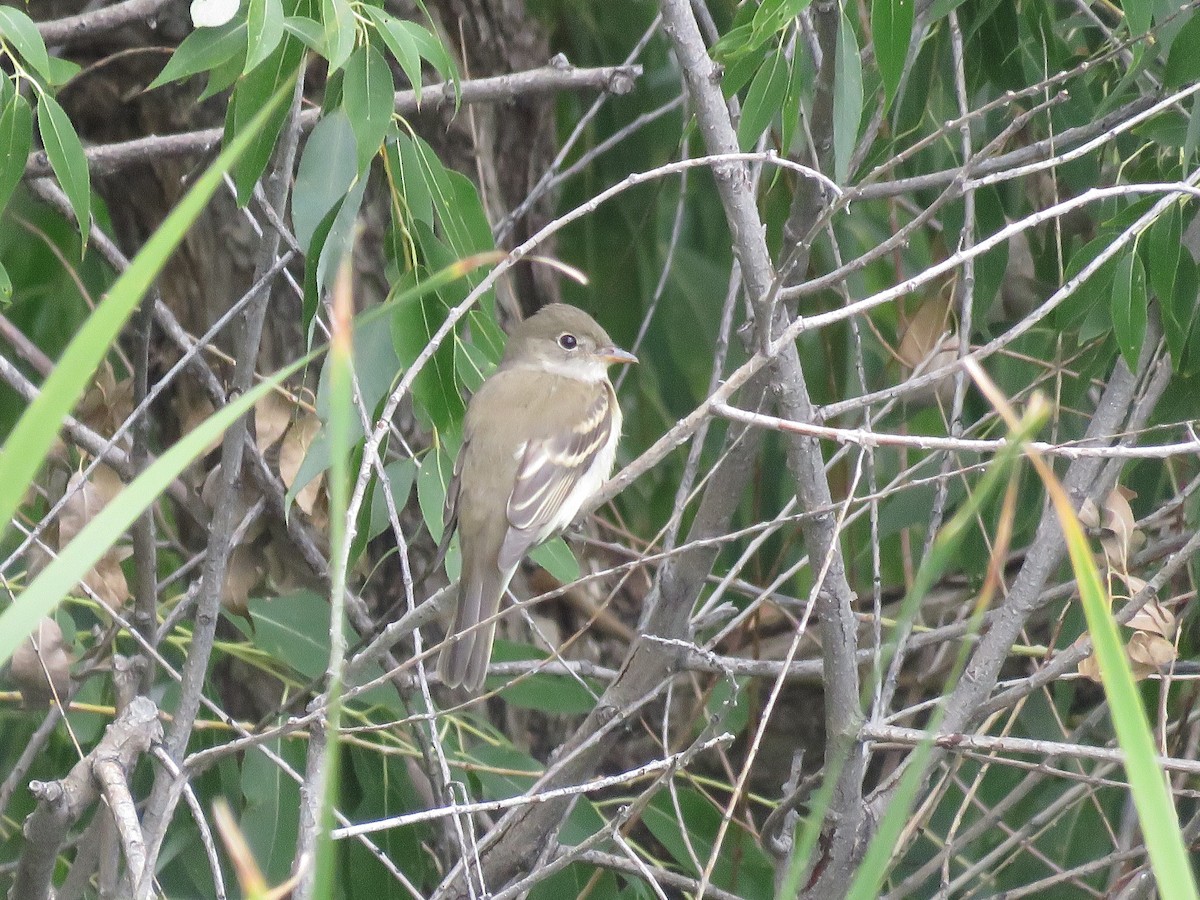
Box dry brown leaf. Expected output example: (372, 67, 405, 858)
(11, 617, 72, 707)
(898, 295, 960, 407)
(177, 394, 224, 455)
(59, 472, 108, 547)
(1098, 487, 1137, 569)
(279, 411, 323, 515)
(1127, 599, 1176, 638)
(1127, 631, 1177, 679)
(1078, 497, 1101, 530)
(76, 363, 134, 438)
(1077, 650, 1101, 683)
(255, 391, 294, 452)
(223, 545, 265, 621)
(83, 546, 133, 610)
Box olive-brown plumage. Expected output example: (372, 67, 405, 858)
(437, 305, 636, 691)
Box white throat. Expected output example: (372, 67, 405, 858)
(514, 357, 610, 383)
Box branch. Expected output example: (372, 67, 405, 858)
(10, 697, 162, 900)
(34, 0, 175, 46)
(23, 64, 643, 180)
(863, 724, 1200, 777)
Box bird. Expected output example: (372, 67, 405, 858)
(436, 304, 637, 691)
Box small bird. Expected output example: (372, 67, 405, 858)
(437, 304, 637, 691)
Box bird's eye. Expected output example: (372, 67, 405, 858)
(558, 333, 578, 350)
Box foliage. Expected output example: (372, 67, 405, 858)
(3, 0, 1200, 897)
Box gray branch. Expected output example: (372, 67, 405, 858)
(10, 697, 162, 900)
(23, 64, 642, 180)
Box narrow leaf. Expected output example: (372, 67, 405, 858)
(0, 92, 33, 215)
(0, 7, 54, 83)
(342, 44, 396, 172)
(1111, 252, 1147, 370)
(737, 47, 789, 150)
(366, 8, 425, 102)
(245, 0, 286, 74)
(282, 15, 325, 53)
(148, 20, 248, 90)
(833, 8, 864, 184)
(321, 0, 356, 72)
(872, 0, 913, 110)
(224, 26, 304, 204)
(36, 92, 91, 246)
(292, 109, 358, 249)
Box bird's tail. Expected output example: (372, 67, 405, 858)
(437, 566, 506, 692)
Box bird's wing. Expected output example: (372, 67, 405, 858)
(498, 383, 614, 570)
(426, 437, 466, 580)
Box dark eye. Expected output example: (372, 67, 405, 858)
(558, 333, 578, 350)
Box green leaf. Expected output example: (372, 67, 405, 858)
(314, 176, 366, 302)
(300, 202, 342, 331)
(1185, 94, 1200, 163)
(833, 7, 864, 184)
(342, 44, 396, 172)
(200, 39, 249, 101)
(388, 131, 433, 225)
(395, 244, 468, 430)
(780, 39, 807, 155)
(148, 20, 248, 89)
(36, 92, 91, 246)
(720, 41, 770, 98)
(529, 538, 580, 586)
(1164, 13, 1200, 88)
(872, 0, 913, 110)
(0, 7, 54, 84)
(284, 426, 330, 510)
(292, 109, 358, 249)
(367, 458, 416, 541)
(750, 0, 812, 53)
(403, 20, 458, 88)
(321, 0, 356, 72)
(927, 0, 969, 20)
(1163, 254, 1199, 372)
(315, 308, 399, 422)
(452, 331, 493, 393)
(43, 57, 81, 87)
(1147, 203, 1182, 306)
(240, 591, 334, 679)
(737, 46, 789, 150)
(0, 260, 11, 303)
(1111, 251, 1147, 370)
(245, 0, 286, 74)
(224, 23, 305, 204)
(240, 736, 303, 884)
(644, 788, 775, 893)
(0, 92, 32, 215)
(1122, 0, 1152, 38)
(365, 8, 425, 102)
(490, 641, 598, 714)
(1056, 233, 1122, 331)
(416, 439, 458, 545)
(282, 14, 325, 53)
(0, 76, 298, 664)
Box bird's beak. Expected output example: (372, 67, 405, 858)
(599, 346, 638, 366)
